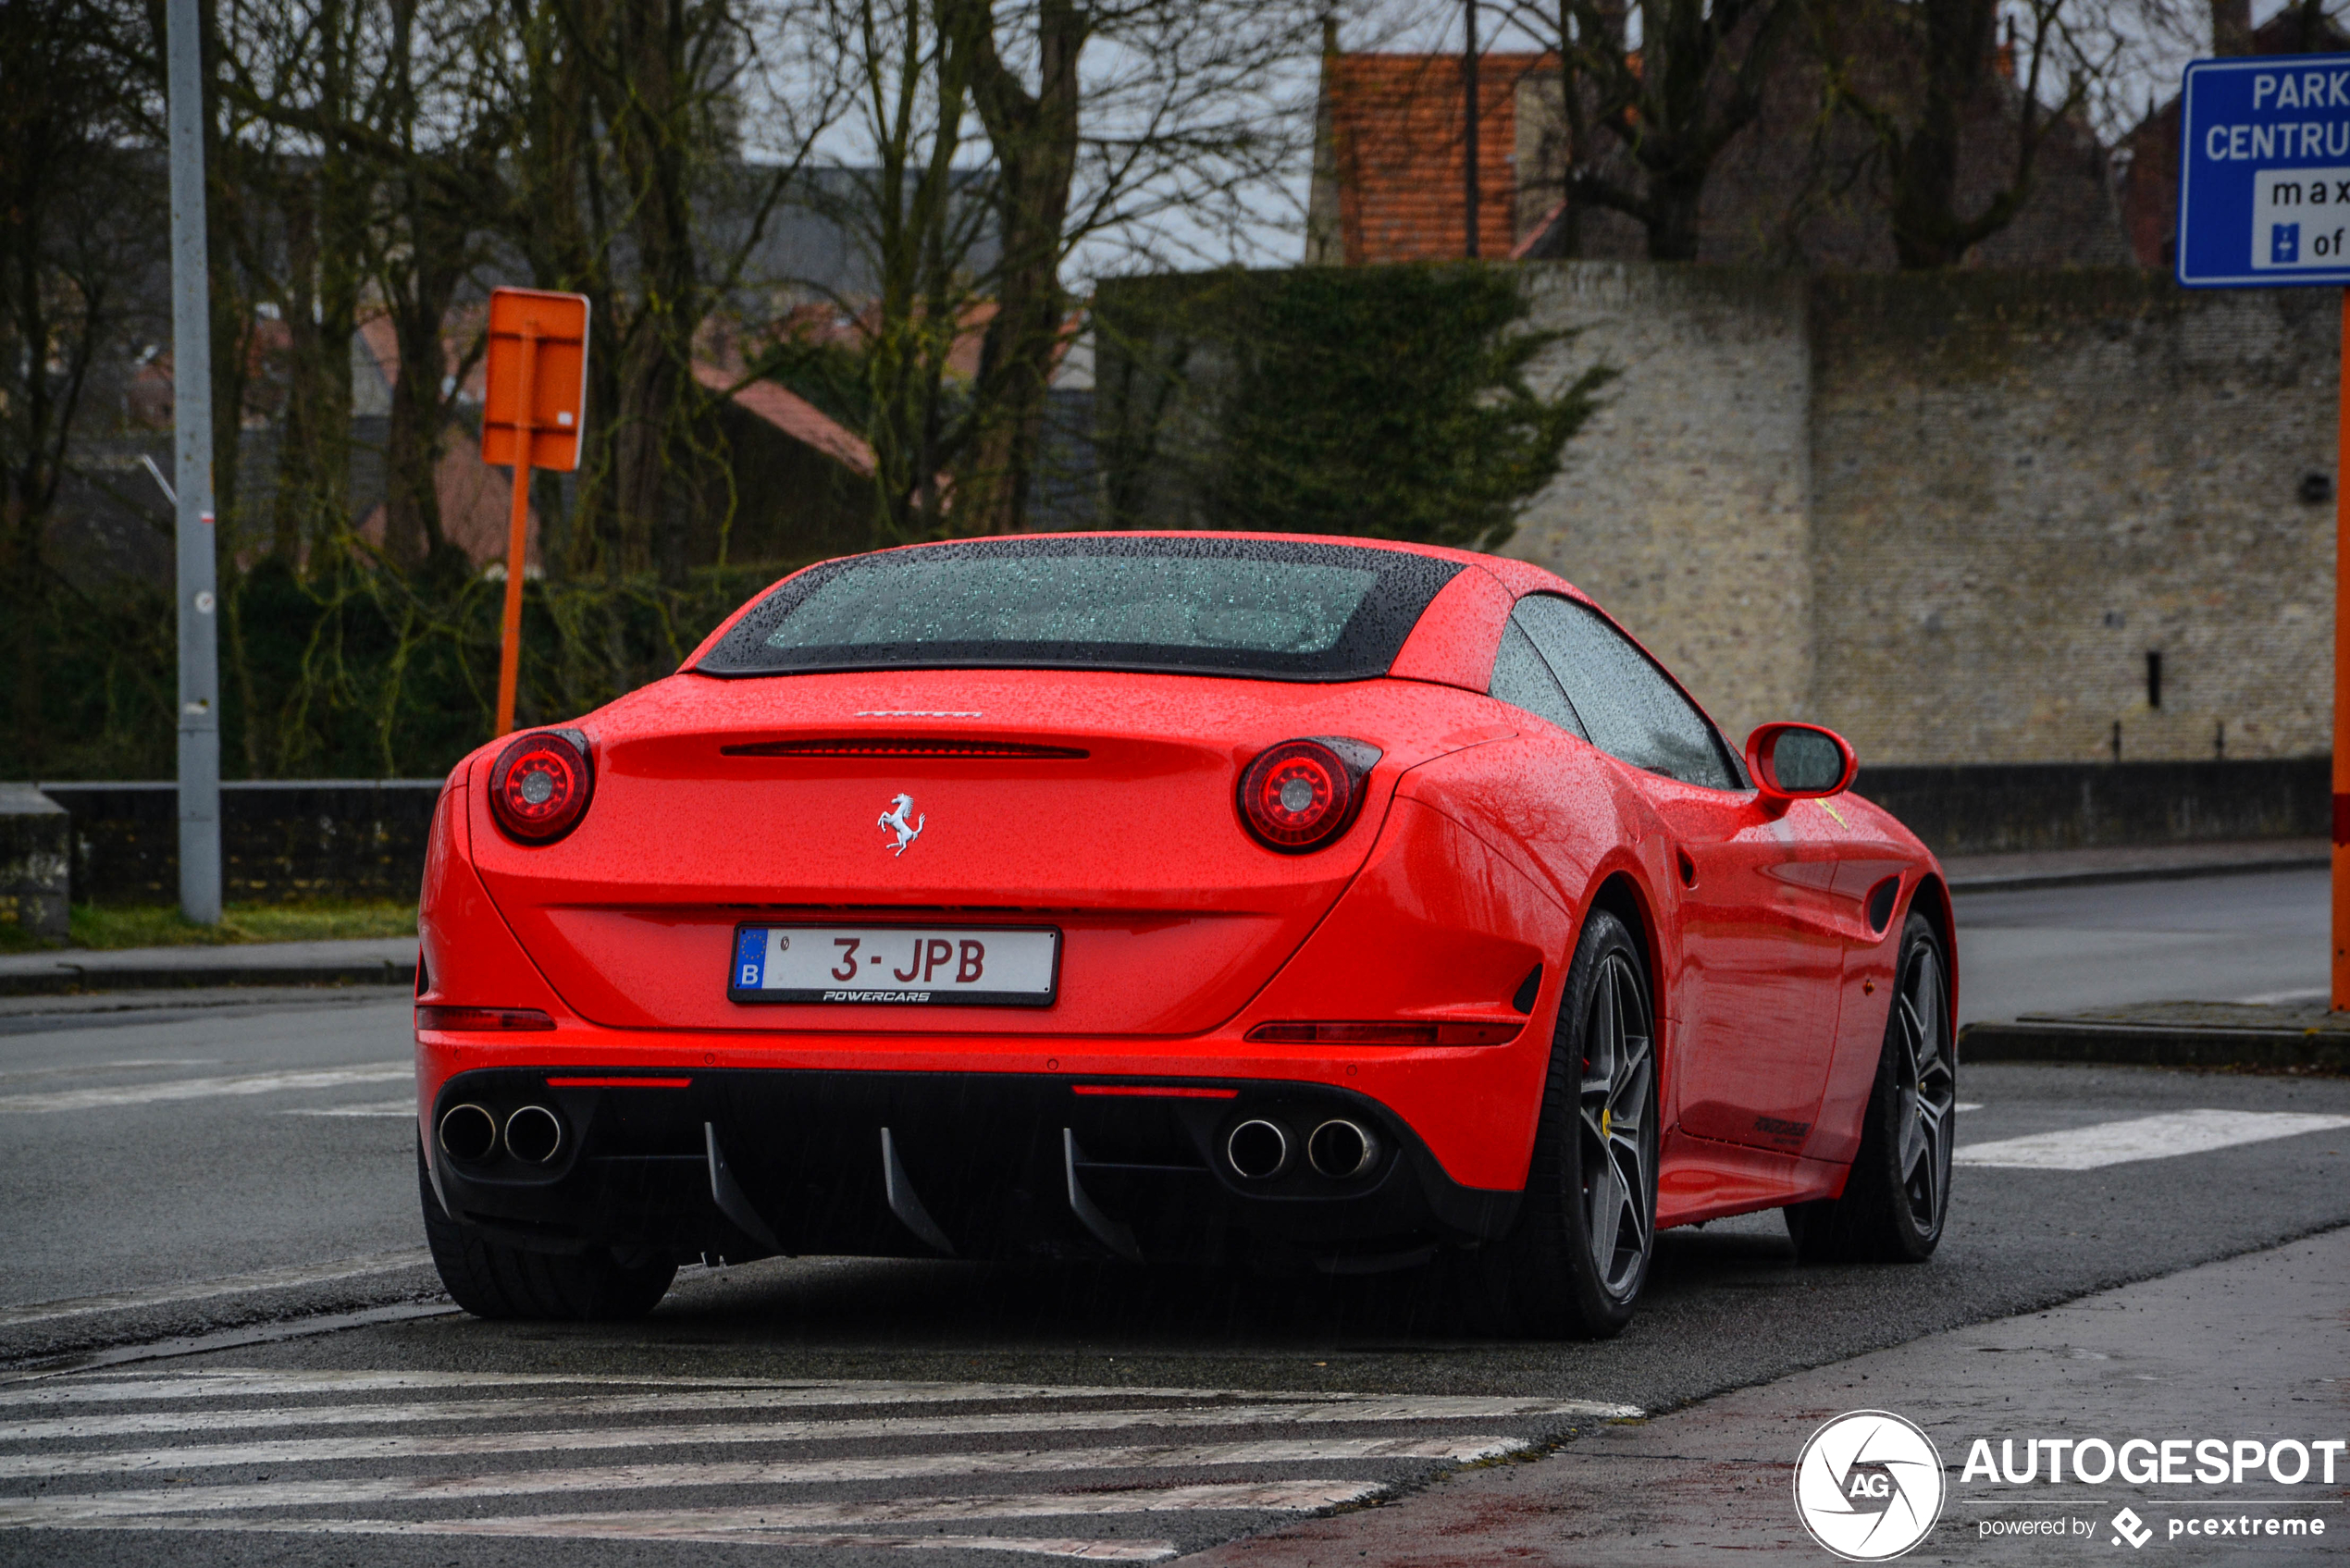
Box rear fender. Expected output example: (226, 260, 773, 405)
(1385, 734, 1682, 1146)
(1240, 796, 1573, 1191)
(416, 771, 578, 1148)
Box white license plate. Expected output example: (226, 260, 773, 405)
(729, 925, 1060, 1006)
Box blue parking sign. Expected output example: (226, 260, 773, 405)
(2177, 55, 2350, 287)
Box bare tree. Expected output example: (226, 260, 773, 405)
(0, 0, 155, 772)
(1494, 0, 1810, 260)
(783, 0, 994, 543)
(1815, 0, 2107, 267)
(936, 0, 1325, 532)
(496, 0, 843, 585)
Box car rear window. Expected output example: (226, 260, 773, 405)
(697, 537, 1464, 682)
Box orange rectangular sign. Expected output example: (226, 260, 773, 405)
(481, 287, 590, 473)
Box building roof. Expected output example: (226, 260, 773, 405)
(692, 361, 876, 478)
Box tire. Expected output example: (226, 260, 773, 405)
(418, 1142, 676, 1320)
(1470, 908, 1660, 1339)
(1786, 910, 1956, 1264)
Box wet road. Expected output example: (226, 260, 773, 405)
(1953, 866, 2325, 1023)
(0, 869, 2343, 1563)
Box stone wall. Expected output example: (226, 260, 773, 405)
(1804, 275, 2337, 765)
(1499, 263, 2340, 766)
(0, 785, 69, 941)
(1506, 265, 1817, 754)
(1855, 758, 2329, 856)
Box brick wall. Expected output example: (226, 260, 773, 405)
(1507, 264, 1817, 753)
(1501, 263, 2340, 766)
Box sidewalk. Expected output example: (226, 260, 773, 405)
(0, 937, 415, 996)
(1962, 998, 2350, 1070)
(1193, 1227, 2350, 1565)
(1938, 837, 2326, 893)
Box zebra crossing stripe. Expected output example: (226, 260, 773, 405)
(3, 1476, 1383, 1534)
(0, 1383, 1531, 1441)
(0, 1369, 1433, 1407)
(1954, 1108, 2350, 1170)
(0, 1436, 1524, 1525)
(0, 1396, 1628, 1481)
(47, 1518, 1181, 1559)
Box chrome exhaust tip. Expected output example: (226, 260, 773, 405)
(1306, 1118, 1379, 1179)
(1225, 1118, 1292, 1180)
(502, 1104, 564, 1165)
(437, 1103, 498, 1163)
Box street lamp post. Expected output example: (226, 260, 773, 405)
(165, 0, 221, 925)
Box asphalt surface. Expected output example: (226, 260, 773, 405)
(1953, 865, 2327, 1023)
(0, 869, 2343, 1563)
(1193, 1228, 2350, 1563)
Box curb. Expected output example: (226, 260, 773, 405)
(1960, 1019, 2350, 1070)
(1946, 856, 2328, 895)
(0, 960, 415, 998)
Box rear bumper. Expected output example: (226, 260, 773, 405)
(423, 1063, 1521, 1271)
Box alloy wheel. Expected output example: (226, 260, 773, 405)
(1891, 942, 1956, 1236)
(1577, 950, 1655, 1298)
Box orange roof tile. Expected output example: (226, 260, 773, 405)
(693, 360, 877, 478)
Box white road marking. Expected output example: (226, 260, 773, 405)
(0, 1064, 409, 1115)
(0, 1368, 1519, 1408)
(0, 1397, 1627, 1479)
(48, 1518, 1179, 1559)
(1954, 1102, 1982, 1112)
(1954, 1108, 2350, 1170)
(0, 1370, 1594, 1559)
(0, 1251, 435, 1330)
(0, 1369, 900, 1405)
(2235, 986, 2329, 1004)
(0, 1388, 1538, 1442)
(0, 1059, 219, 1083)
(275, 1100, 413, 1117)
(0, 1452, 1459, 1525)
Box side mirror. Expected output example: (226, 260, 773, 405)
(1745, 722, 1857, 805)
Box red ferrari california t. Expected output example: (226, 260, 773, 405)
(414, 533, 1956, 1337)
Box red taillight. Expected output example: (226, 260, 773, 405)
(489, 730, 593, 844)
(415, 1006, 555, 1031)
(1239, 738, 1373, 852)
(1244, 1020, 1524, 1046)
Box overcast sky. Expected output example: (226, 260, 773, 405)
(767, 0, 2334, 280)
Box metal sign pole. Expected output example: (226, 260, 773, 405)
(480, 286, 589, 739)
(165, 0, 221, 925)
(2174, 56, 2350, 1010)
(494, 316, 539, 738)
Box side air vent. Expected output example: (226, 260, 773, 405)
(1866, 876, 1901, 935)
(1511, 964, 1543, 1014)
(721, 739, 1090, 760)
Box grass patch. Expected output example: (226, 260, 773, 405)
(39, 901, 421, 951)
(0, 921, 65, 955)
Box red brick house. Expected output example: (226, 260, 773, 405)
(1307, 12, 2129, 269)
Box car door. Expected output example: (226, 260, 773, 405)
(1510, 594, 1847, 1155)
